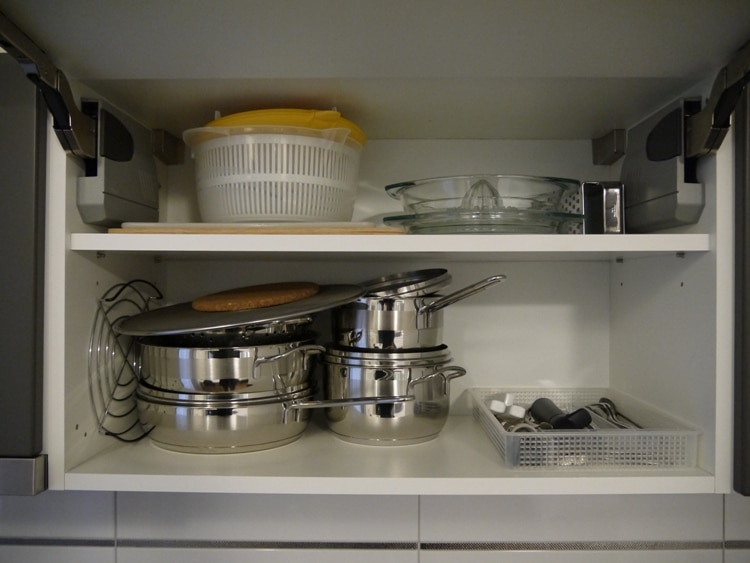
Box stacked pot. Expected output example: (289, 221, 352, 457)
(114, 276, 505, 451)
(312, 269, 506, 445)
(114, 284, 365, 454)
(133, 319, 325, 453)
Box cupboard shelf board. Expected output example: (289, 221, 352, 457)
(70, 233, 711, 261)
(63, 416, 714, 495)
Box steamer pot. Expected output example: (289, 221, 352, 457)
(137, 333, 324, 394)
(136, 384, 314, 453)
(147, 316, 315, 346)
(293, 346, 466, 445)
(333, 274, 505, 350)
(137, 379, 313, 403)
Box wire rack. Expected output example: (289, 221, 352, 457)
(88, 279, 162, 442)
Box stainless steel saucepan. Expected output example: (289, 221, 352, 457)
(288, 345, 466, 445)
(332, 273, 506, 349)
(136, 384, 315, 453)
(137, 333, 324, 394)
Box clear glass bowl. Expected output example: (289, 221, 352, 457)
(383, 209, 583, 234)
(385, 174, 580, 216)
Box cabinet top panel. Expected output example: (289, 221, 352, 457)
(2, 0, 750, 139)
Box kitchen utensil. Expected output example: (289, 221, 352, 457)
(385, 174, 580, 215)
(599, 397, 641, 428)
(471, 388, 700, 469)
(114, 284, 365, 336)
(580, 181, 625, 234)
(137, 336, 324, 394)
(136, 378, 313, 403)
(201, 108, 366, 145)
(88, 280, 162, 443)
(129, 317, 315, 348)
(332, 274, 505, 349)
(110, 222, 405, 234)
(529, 397, 592, 429)
(586, 397, 641, 429)
(183, 109, 365, 223)
(382, 210, 583, 234)
(135, 384, 315, 453)
(315, 345, 466, 445)
(191, 281, 320, 312)
(358, 268, 451, 297)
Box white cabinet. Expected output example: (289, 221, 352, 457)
(43, 134, 731, 495)
(16, 1, 743, 495)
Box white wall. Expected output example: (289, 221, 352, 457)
(1, 491, 748, 561)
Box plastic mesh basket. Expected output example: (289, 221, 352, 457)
(187, 128, 362, 222)
(470, 388, 699, 469)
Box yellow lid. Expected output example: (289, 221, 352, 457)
(207, 109, 366, 146)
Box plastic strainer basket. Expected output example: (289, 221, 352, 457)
(470, 388, 699, 470)
(184, 110, 365, 223)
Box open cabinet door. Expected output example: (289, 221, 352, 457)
(0, 54, 47, 494)
(735, 86, 750, 495)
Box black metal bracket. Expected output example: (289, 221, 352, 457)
(0, 10, 97, 160)
(685, 39, 750, 159)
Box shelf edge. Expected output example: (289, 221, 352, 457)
(70, 233, 711, 256)
(63, 473, 715, 495)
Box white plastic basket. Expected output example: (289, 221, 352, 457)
(470, 388, 700, 470)
(186, 127, 362, 222)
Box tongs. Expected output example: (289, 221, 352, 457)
(585, 398, 641, 430)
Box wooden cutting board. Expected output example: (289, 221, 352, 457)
(110, 222, 405, 235)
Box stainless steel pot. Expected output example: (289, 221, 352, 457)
(332, 274, 505, 349)
(136, 384, 314, 453)
(137, 379, 313, 402)
(137, 334, 324, 394)
(292, 346, 466, 445)
(143, 316, 315, 346)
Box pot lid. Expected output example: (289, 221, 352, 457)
(205, 108, 366, 146)
(358, 268, 451, 297)
(115, 284, 364, 336)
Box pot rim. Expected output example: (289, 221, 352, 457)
(136, 381, 314, 405)
(322, 344, 452, 366)
(137, 330, 318, 350)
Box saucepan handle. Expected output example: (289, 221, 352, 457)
(282, 395, 414, 423)
(419, 274, 506, 315)
(408, 365, 466, 391)
(253, 344, 326, 377)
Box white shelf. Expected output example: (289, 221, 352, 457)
(70, 233, 711, 261)
(65, 415, 714, 495)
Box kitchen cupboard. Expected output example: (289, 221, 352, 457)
(51, 134, 728, 495)
(3, 0, 746, 495)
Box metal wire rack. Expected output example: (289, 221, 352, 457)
(88, 279, 162, 442)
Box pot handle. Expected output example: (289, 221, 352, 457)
(253, 344, 326, 378)
(282, 395, 414, 424)
(419, 274, 506, 315)
(408, 365, 466, 392)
